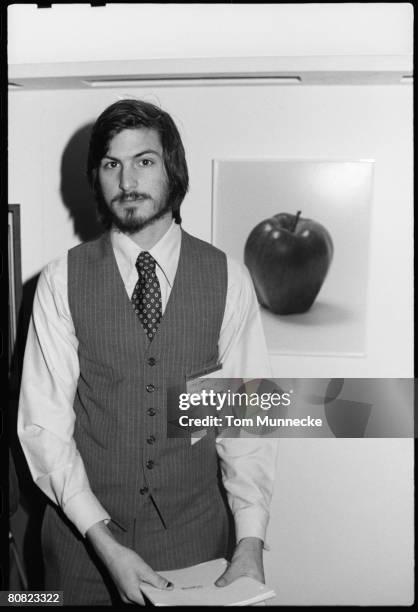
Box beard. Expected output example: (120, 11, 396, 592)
(99, 190, 172, 234)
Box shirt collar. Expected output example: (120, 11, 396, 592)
(110, 221, 181, 288)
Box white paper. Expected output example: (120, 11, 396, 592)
(140, 558, 276, 606)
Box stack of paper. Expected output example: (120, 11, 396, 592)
(140, 558, 276, 606)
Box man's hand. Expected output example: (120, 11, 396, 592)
(215, 537, 264, 588)
(86, 521, 173, 605)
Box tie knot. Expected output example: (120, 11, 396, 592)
(136, 251, 156, 277)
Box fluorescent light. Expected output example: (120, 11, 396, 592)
(83, 76, 302, 88)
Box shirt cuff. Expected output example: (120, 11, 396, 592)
(62, 490, 111, 537)
(234, 507, 271, 551)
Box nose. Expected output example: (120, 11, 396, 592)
(119, 164, 137, 192)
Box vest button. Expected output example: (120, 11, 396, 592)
(146, 460, 154, 470)
(147, 408, 156, 416)
(140, 487, 149, 495)
(147, 435, 156, 445)
(148, 357, 157, 366)
(146, 384, 156, 393)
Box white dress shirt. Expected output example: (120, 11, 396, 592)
(18, 221, 278, 546)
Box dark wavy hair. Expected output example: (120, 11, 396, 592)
(87, 99, 189, 227)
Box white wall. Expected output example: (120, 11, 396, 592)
(268, 438, 413, 605)
(8, 3, 413, 64)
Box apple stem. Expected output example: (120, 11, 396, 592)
(291, 210, 302, 233)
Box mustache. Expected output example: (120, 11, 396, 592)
(112, 192, 151, 204)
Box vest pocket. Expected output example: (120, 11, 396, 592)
(106, 517, 132, 547)
(107, 516, 128, 534)
(186, 361, 223, 381)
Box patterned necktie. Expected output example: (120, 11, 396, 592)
(131, 251, 162, 341)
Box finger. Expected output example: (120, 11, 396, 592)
(120, 588, 146, 606)
(140, 571, 174, 590)
(130, 591, 146, 606)
(215, 568, 238, 588)
(134, 558, 174, 591)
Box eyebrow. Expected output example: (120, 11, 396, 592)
(102, 149, 161, 161)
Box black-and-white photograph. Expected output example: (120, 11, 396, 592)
(7, 3, 413, 607)
(213, 159, 374, 356)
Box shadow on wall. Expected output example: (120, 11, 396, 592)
(10, 273, 44, 589)
(9, 123, 106, 588)
(60, 122, 103, 243)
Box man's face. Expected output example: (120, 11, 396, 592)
(98, 127, 171, 234)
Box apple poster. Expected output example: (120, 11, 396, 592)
(213, 159, 374, 356)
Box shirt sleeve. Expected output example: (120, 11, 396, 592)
(214, 257, 279, 546)
(17, 255, 111, 536)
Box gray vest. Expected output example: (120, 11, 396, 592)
(68, 229, 227, 530)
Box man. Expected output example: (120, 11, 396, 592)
(18, 99, 277, 606)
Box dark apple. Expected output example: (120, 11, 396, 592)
(244, 211, 333, 314)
